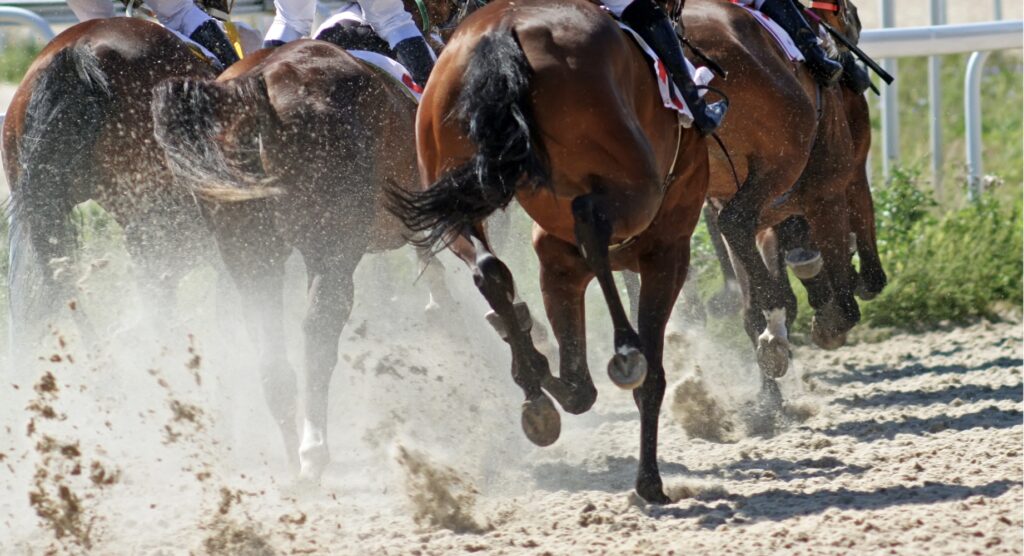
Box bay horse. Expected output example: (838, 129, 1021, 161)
(3, 18, 225, 358)
(680, 0, 884, 405)
(151, 38, 455, 478)
(390, 0, 710, 503)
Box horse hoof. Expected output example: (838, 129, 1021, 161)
(812, 323, 848, 350)
(608, 347, 647, 390)
(298, 443, 329, 482)
(756, 336, 790, 378)
(785, 248, 823, 280)
(521, 394, 560, 447)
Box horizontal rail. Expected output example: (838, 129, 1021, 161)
(860, 20, 1023, 58)
(0, 6, 55, 40)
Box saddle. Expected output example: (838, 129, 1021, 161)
(313, 6, 426, 99)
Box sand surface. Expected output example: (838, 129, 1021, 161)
(0, 249, 1020, 555)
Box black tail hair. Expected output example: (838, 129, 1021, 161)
(388, 24, 549, 252)
(152, 75, 280, 202)
(8, 45, 111, 338)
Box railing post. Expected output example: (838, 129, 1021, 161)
(964, 50, 991, 202)
(928, 0, 945, 194)
(878, 0, 899, 181)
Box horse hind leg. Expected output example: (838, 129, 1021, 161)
(451, 228, 561, 447)
(570, 193, 646, 390)
(534, 231, 598, 415)
(297, 249, 360, 482)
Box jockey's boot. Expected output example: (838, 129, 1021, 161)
(190, 19, 240, 68)
(759, 0, 842, 86)
(621, 0, 727, 136)
(393, 36, 435, 89)
(263, 40, 285, 49)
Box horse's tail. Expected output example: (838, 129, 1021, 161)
(388, 24, 549, 251)
(8, 45, 111, 340)
(151, 75, 282, 202)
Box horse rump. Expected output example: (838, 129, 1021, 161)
(387, 24, 549, 252)
(8, 45, 111, 346)
(151, 75, 280, 202)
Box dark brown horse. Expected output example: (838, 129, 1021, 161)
(390, 0, 710, 503)
(681, 0, 884, 405)
(151, 39, 454, 479)
(3, 18, 223, 356)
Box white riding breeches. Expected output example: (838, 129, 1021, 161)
(602, 0, 765, 17)
(265, 0, 420, 47)
(67, 0, 213, 35)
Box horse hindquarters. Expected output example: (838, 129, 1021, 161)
(7, 46, 111, 355)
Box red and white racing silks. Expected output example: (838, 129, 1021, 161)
(617, 22, 715, 124)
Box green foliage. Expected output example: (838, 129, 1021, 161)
(861, 171, 1023, 327)
(869, 52, 1024, 194)
(0, 39, 42, 82)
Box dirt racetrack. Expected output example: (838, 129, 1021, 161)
(0, 251, 1020, 555)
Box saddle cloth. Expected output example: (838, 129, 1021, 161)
(730, 0, 805, 61)
(617, 22, 714, 127)
(314, 5, 423, 101)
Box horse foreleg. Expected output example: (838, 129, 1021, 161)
(718, 185, 794, 409)
(803, 200, 861, 350)
(570, 194, 646, 390)
(534, 231, 598, 415)
(633, 244, 687, 504)
(215, 210, 299, 473)
(704, 203, 743, 318)
(847, 174, 887, 300)
(449, 227, 560, 447)
(297, 251, 359, 483)
(622, 270, 641, 326)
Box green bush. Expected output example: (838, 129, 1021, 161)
(861, 170, 1023, 328)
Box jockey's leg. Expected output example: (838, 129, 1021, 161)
(607, 0, 727, 136)
(147, 0, 240, 66)
(264, 0, 315, 47)
(359, 0, 435, 88)
(66, 0, 114, 22)
(758, 0, 842, 85)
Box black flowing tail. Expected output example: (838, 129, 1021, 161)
(152, 75, 279, 202)
(8, 45, 111, 346)
(388, 24, 549, 252)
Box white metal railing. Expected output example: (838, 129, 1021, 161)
(0, 6, 55, 41)
(860, 19, 1023, 198)
(867, 0, 1021, 199)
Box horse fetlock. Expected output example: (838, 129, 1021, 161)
(855, 266, 887, 300)
(785, 247, 823, 280)
(608, 346, 648, 390)
(521, 393, 561, 447)
(756, 308, 790, 378)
